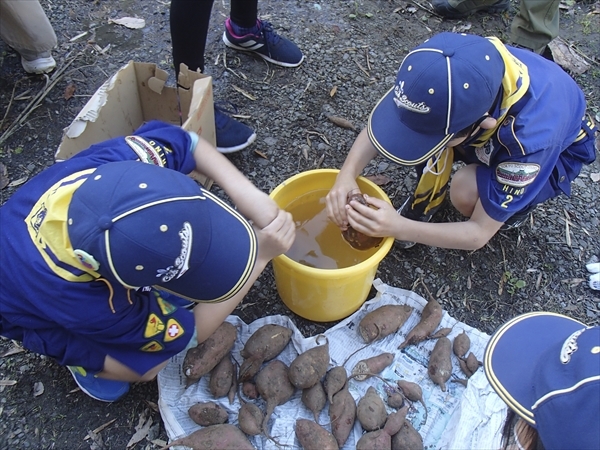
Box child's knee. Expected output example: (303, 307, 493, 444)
(450, 165, 479, 216)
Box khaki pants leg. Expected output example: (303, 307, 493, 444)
(510, 0, 560, 53)
(0, 0, 57, 58)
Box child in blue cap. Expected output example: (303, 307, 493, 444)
(0, 121, 295, 402)
(326, 32, 597, 250)
(484, 312, 600, 449)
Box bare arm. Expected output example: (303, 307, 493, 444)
(347, 196, 502, 251)
(326, 128, 379, 228)
(192, 136, 279, 229)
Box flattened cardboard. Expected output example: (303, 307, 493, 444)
(56, 61, 215, 187)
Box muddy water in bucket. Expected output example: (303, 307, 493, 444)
(270, 169, 394, 322)
(285, 189, 379, 269)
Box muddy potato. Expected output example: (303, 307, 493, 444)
(342, 191, 384, 250)
(427, 336, 452, 391)
(358, 304, 414, 343)
(188, 401, 229, 426)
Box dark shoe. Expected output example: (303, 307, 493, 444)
(432, 0, 509, 19)
(395, 196, 436, 249)
(223, 18, 304, 68)
(214, 103, 257, 153)
(68, 366, 129, 402)
(499, 207, 536, 231)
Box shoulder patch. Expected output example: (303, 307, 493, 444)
(140, 341, 164, 352)
(144, 313, 165, 338)
(496, 162, 540, 187)
(164, 318, 184, 343)
(125, 135, 164, 166)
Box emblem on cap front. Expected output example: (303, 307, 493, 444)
(73, 249, 100, 271)
(560, 328, 585, 364)
(156, 222, 192, 283)
(393, 81, 430, 114)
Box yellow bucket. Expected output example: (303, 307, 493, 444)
(269, 169, 394, 322)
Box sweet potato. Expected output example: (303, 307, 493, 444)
(386, 392, 405, 409)
(465, 351, 481, 375)
(255, 359, 296, 438)
(239, 324, 293, 382)
(351, 352, 394, 381)
(391, 420, 423, 450)
(160, 424, 254, 450)
(183, 321, 237, 387)
(383, 405, 408, 436)
(329, 386, 356, 447)
(428, 327, 452, 339)
(427, 336, 452, 391)
(396, 379, 427, 422)
(342, 192, 384, 250)
(324, 366, 347, 404)
(452, 330, 471, 358)
(358, 304, 414, 343)
(242, 381, 259, 400)
(289, 335, 329, 389)
(356, 406, 408, 450)
(459, 357, 473, 378)
(295, 418, 339, 450)
(398, 299, 443, 349)
(237, 401, 264, 436)
(356, 429, 391, 450)
(209, 352, 234, 398)
(188, 401, 229, 426)
(302, 380, 327, 422)
(357, 386, 387, 431)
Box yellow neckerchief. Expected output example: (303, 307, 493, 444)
(472, 37, 531, 146)
(26, 169, 100, 282)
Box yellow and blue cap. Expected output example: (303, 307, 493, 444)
(484, 312, 600, 449)
(67, 161, 257, 302)
(368, 32, 504, 165)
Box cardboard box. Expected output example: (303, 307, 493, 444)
(55, 62, 215, 187)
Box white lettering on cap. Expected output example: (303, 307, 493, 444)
(157, 222, 192, 283)
(560, 328, 586, 364)
(393, 81, 430, 114)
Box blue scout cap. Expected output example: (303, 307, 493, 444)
(67, 161, 257, 302)
(484, 312, 600, 449)
(368, 32, 504, 165)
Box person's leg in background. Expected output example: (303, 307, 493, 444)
(0, 0, 57, 74)
(510, 0, 559, 57)
(170, 0, 256, 154)
(223, 0, 304, 68)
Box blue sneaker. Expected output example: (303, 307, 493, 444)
(68, 366, 130, 402)
(223, 18, 304, 68)
(214, 103, 257, 153)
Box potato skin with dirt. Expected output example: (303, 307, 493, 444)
(427, 336, 452, 391)
(208, 353, 234, 398)
(288, 336, 329, 389)
(391, 421, 424, 450)
(329, 387, 357, 447)
(358, 304, 414, 343)
(188, 401, 229, 426)
(237, 402, 264, 436)
(398, 299, 443, 349)
(342, 192, 384, 250)
(162, 424, 254, 450)
(351, 352, 394, 381)
(239, 324, 293, 381)
(357, 386, 387, 431)
(183, 322, 237, 387)
(295, 418, 339, 450)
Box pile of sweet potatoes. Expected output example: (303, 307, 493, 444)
(169, 295, 478, 449)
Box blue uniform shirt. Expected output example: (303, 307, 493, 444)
(0, 121, 201, 375)
(456, 47, 596, 223)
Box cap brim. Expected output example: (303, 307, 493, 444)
(154, 189, 257, 303)
(484, 312, 585, 426)
(367, 87, 454, 166)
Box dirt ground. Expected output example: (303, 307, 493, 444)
(1, 0, 599, 449)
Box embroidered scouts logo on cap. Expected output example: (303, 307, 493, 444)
(156, 222, 192, 283)
(393, 81, 431, 114)
(560, 328, 585, 364)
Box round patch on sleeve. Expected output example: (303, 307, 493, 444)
(495, 162, 540, 187)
